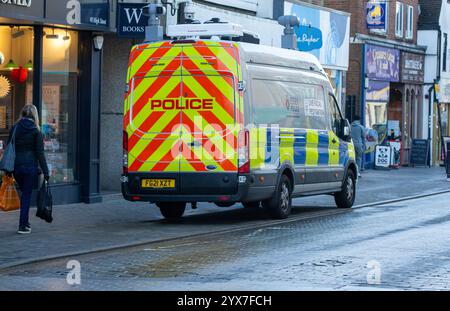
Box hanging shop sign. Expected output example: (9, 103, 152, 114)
(366, 1, 386, 29)
(284, 1, 350, 70)
(0, 0, 44, 21)
(296, 25, 323, 52)
(366, 44, 400, 82)
(401, 52, 424, 84)
(117, 3, 150, 39)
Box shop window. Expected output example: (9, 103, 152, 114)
(395, 2, 404, 38)
(32, 28, 78, 184)
(0, 26, 34, 152)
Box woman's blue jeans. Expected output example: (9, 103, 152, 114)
(14, 166, 38, 228)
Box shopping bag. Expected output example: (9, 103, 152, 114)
(0, 175, 20, 212)
(36, 180, 53, 223)
(0, 126, 17, 173)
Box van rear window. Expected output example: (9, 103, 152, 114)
(251, 79, 328, 130)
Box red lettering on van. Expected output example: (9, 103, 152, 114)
(149, 98, 214, 110)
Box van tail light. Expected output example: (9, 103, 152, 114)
(123, 130, 128, 175)
(238, 129, 250, 174)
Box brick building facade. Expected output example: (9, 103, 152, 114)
(324, 0, 426, 167)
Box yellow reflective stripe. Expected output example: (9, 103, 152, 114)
(129, 42, 166, 78)
(348, 143, 356, 160)
(129, 117, 180, 163)
(250, 127, 267, 170)
(280, 128, 294, 166)
(130, 76, 180, 130)
(328, 131, 340, 166)
(203, 42, 240, 77)
(137, 138, 179, 172)
(306, 130, 319, 166)
(181, 70, 236, 110)
(181, 75, 235, 125)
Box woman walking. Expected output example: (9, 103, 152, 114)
(7, 105, 49, 234)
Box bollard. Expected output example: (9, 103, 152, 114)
(447, 142, 450, 180)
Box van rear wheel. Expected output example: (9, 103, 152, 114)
(334, 170, 356, 209)
(262, 175, 292, 219)
(156, 202, 186, 220)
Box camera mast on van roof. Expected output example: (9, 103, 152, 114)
(167, 23, 244, 39)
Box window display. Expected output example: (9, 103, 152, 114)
(42, 28, 78, 184)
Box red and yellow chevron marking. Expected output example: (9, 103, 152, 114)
(124, 40, 243, 173)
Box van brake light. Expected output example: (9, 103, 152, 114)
(123, 130, 128, 175)
(238, 129, 250, 174)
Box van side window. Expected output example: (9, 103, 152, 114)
(251, 79, 328, 130)
(328, 93, 342, 134)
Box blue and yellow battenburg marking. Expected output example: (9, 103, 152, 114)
(250, 127, 355, 170)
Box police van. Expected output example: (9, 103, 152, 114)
(122, 23, 357, 220)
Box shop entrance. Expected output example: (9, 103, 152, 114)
(0, 25, 78, 185)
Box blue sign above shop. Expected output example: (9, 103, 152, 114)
(284, 1, 350, 70)
(117, 3, 150, 39)
(45, 0, 110, 30)
(366, 1, 387, 29)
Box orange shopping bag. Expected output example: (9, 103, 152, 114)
(0, 175, 20, 212)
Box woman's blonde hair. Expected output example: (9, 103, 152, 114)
(21, 105, 40, 130)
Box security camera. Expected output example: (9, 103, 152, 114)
(277, 15, 300, 28)
(142, 4, 166, 17)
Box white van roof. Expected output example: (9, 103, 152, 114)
(237, 42, 326, 76)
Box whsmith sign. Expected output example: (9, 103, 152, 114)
(117, 3, 150, 39)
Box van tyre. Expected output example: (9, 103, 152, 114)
(263, 175, 292, 219)
(157, 202, 186, 220)
(334, 170, 356, 209)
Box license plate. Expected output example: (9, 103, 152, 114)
(141, 179, 175, 189)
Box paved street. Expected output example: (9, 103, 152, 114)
(0, 167, 449, 290)
(1, 188, 450, 290)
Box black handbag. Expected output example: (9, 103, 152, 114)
(36, 180, 53, 223)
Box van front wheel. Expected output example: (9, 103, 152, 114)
(262, 175, 292, 219)
(334, 170, 356, 209)
(156, 202, 186, 220)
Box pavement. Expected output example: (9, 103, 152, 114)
(0, 166, 448, 271)
(2, 189, 450, 291)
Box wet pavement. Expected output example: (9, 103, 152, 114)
(1, 192, 450, 290)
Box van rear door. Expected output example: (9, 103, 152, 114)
(178, 42, 242, 195)
(125, 43, 183, 193)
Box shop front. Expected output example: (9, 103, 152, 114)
(362, 44, 425, 167)
(398, 51, 425, 164)
(0, 0, 111, 204)
(436, 79, 450, 165)
(363, 44, 400, 167)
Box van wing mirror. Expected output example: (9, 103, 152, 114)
(238, 81, 246, 92)
(341, 119, 352, 142)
